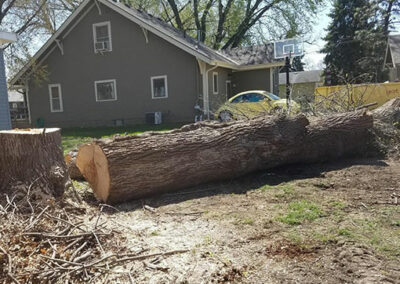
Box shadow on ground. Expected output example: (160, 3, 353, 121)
(109, 157, 389, 212)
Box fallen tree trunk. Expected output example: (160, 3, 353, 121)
(0, 128, 69, 197)
(77, 111, 373, 204)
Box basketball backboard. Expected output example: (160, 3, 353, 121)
(274, 38, 304, 59)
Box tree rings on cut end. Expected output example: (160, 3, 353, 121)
(76, 144, 110, 202)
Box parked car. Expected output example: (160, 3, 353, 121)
(215, 90, 300, 121)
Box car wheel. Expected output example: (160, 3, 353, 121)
(219, 111, 233, 122)
(271, 106, 284, 114)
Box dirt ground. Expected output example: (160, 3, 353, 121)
(69, 157, 400, 283)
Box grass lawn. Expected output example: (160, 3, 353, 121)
(61, 123, 184, 153)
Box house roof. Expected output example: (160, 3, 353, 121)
(8, 90, 24, 102)
(10, 0, 284, 86)
(279, 70, 323, 85)
(387, 34, 400, 66)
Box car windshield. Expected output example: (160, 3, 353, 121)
(266, 93, 281, 100)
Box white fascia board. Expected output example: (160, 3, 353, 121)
(98, 0, 213, 64)
(9, 0, 92, 86)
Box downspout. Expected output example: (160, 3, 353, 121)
(204, 64, 219, 120)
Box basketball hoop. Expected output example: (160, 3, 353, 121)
(273, 38, 304, 60)
(273, 38, 303, 113)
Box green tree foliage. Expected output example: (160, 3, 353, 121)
(126, 0, 324, 50)
(322, 0, 389, 85)
(380, 0, 400, 36)
(3, 0, 323, 76)
(1, 0, 83, 77)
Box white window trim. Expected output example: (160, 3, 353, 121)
(93, 21, 112, 53)
(95, 79, 118, 102)
(48, 84, 64, 112)
(151, 75, 168, 99)
(213, 72, 219, 94)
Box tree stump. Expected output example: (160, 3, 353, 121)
(0, 128, 69, 197)
(77, 111, 373, 204)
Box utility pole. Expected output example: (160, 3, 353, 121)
(285, 54, 292, 110)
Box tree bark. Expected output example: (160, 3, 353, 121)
(77, 111, 373, 204)
(0, 128, 68, 197)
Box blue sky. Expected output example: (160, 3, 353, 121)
(303, 3, 332, 70)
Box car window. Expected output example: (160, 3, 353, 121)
(231, 93, 265, 103)
(231, 95, 248, 103)
(247, 93, 265, 102)
(266, 93, 281, 100)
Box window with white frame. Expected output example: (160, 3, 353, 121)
(49, 84, 63, 112)
(93, 22, 112, 53)
(95, 80, 117, 102)
(151, 75, 168, 99)
(213, 72, 219, 94)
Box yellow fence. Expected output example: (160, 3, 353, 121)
(315, 82, 400, 110)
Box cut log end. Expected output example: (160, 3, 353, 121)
(76, 144, 110, 202)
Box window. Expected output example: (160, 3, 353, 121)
(247, 93, 266, 102)
(231, 93, 265, 103)
(213, 72, 218, 94)
(95, 80, 117, 102)
(12, 103, 18, 109)
(151, 75, 168, 99)
(93, 22, 112, 53)
(48, 84, 63, 112)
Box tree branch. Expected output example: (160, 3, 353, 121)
(166, 0, 184, 30)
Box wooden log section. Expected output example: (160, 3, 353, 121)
(0, 128, 68, 197)
(65, 150, 84, 180)
(77, 111, 373, 204)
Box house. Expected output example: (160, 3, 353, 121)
(279, 70, 323, 108)
(10, 0, 284, 128)
(0, 32, 17, 130)
(8, 90, 29, 128)
(0, 47, 10, 130)
(384, 34, 400, 82)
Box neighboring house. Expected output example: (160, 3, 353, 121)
(279, 70, 323, 108)
(0, 43, 11, 130)
(8, 90, 28, 122)
(384, 34, 400, 82)
(10, 0, 284, 128)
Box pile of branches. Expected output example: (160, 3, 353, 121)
(0, 186, 186, 283)
(372, 99, 400, 157)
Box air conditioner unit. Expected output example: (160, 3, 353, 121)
(95, 41, 110, 52)
(146, 112, 162, 125)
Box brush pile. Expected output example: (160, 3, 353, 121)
(0, 185, 186, 283)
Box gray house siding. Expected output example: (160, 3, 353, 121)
(0, 49, 12, 130)
(232, 69, 271, 94)
(208, 66, 231, 114)
(29, 2, 201, 127)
